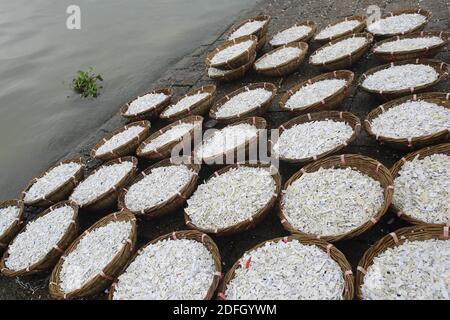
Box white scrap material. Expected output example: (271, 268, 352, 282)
(367, 13, 427, 35)
(215, 88, 272, 118)
(23, 162, 82, 202)
(270, 25, 312, 46)
(69, 161, 134, 206)
(273, 120, 354, 160)
(361, 239, 450, 300)
(370, 100, 450, 139)
(393, 154, 450, 225)
(4, 205, 74, 271)
(125, 92, 168, 115)
(225, 240, 345, 300)
(210, 41, 254, 65)
(59, 220, 133, 293)
(186, 166, 276, 231)
(255, 47, 303, 69)
(113, 238, 216, 300)
(95, 125, 146, 156)
(0, 206, 21, 237)
(229, 20, 267, 40)
(142, 123, 196, 153)
(315, 20, 361, 40)
(162, 92, 210, 117)
(282, 167, 384, 237)
(374, 36, 444, 53)
(311, 37, 368, 64)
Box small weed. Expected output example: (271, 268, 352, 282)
(72, 68, 103, 98)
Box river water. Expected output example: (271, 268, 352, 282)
(0, 0, 257, 199)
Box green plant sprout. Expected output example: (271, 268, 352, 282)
(72, 68, 103, 98)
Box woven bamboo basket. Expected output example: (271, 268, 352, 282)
(279, 154, 394, 242)
(269, 20, 317, 47)
(372, 31, 450, 62)
(256, 33, 268, 52)
(0, 201, 79, 277)
(160, 85, 216, 122)
(355, 225, 448, 299)
(227, 15, 271, 41)
(209, 83, 277, 124)
(207, 52, 256, 82)
(0, 200, 24, 253)
(358, 59, 450, 100)
(21, 157, 86, 208)
(314, 15, 366, 44)
(70, 156, 138, 212)
(364, 94, 450, 150)
(217, 234, 354, 300)
(91, 121, 151, 161)
(270, 111, 361, 165)
(120, 87, 174, 122)
(137, 115, 203, 161)
(254, 42, 309, 76)
(390, 143, 450, 226)
(108, 230, 222, 300)
(194, 116, 267, 165)
(310, 33, 374, 70)
(118, 158, 201, 219)
(367, 8, 432, 38)
(185, 162, 281, 237)
(279, 70, 354, 114)
(206, 35, 258, 70)
(49, 210, 137, 300)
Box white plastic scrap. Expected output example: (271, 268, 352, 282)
(142, 123, 196, 153)
(374, 36, 444, 53)
(367, 13, 427, 35)
(310, 37, 368, 64)
(255, 47, 303, 69)
(95, 125, 146, 156)
(315, 20, 361, 40)
(125, 92, 168, 115)
(210, 41, 254, 65)
(162, 92, 210, 117)
(0, 206, 21, 237)
(215, 88, 272, 118)
(270, 25, 312, 46)
(229, 20, 266, 40)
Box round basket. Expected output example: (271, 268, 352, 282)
(21, 157, 86, 208)
(160, 85, 216, 122)
(90, 121, 151, 161)
(209, 83, 277, 124)
(118, 158, 201, 219)
(358, 58, 450, 100)
(279, 154, 394, 242)
(49, 210, 137, 300)
(70, 157, 138, 212)
(355, 225, 448, 300)
(269, 20, 317, 47)
(108, 230, 222, 300)
(0, 200, 24, 253)
(270, 111, 361, 165)
(217, 234, 354, 300)
(137, 115, 203, 161)
(254, 42, 309, 76)
(366, 8, 432, 38)
(0, 201, 79, 277)
(279, 70, 354, 114)
(372, 31, 450, 62)
(185, 161, 281, 237)
(390, 142, 450, 226)
(119, 87, 174, 122)
(205, 35, 258, 70)
(314, 15, 366, 44)
(309, 33, 373, 70)
(207, 52, 256, 82)
(227, 15, 271, 41)
(194, 116, 267, 165)
(364, 94, 450, 150)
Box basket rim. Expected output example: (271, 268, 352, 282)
(358, 58, 450, 95)
(366, 8, 432, 38)
(364, 93, 450, 146)
(120, 87, 174, 118)
(278, 154, 394, 242)
(209, 82, 277, 121)
(254, 41, 309, 72)
(270, 111, 361, 164)
(355, 224, 449, 299)
(207, 52, 256, 80)
(184, 161, 282, 236)
(309, 32, 374, 67)
(136, 115, 203, 159)
(205, 35, 258, 69)
(389, 143, 450, 226)
(21, 157, 86, 206)
(269, 20, 317, 47)
(90, 120, 151, 159)
(118, 158, 201, 217)
(0, 199, 25, 245)
(69, 156, 138, 209)
(160, 85, 216, 120)
(49, 210, 137, 299)
(0, 200, 79, 277)
(108, 230, 222, 300)
(227, 15, 271, 40)
(217, 234, 354, 300)
(314, 15, 367, 42)
(279, 69, 354, 112)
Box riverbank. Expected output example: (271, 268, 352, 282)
(0, 0, 449, 299)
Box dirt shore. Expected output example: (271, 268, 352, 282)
(0, 0, 449, 299)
